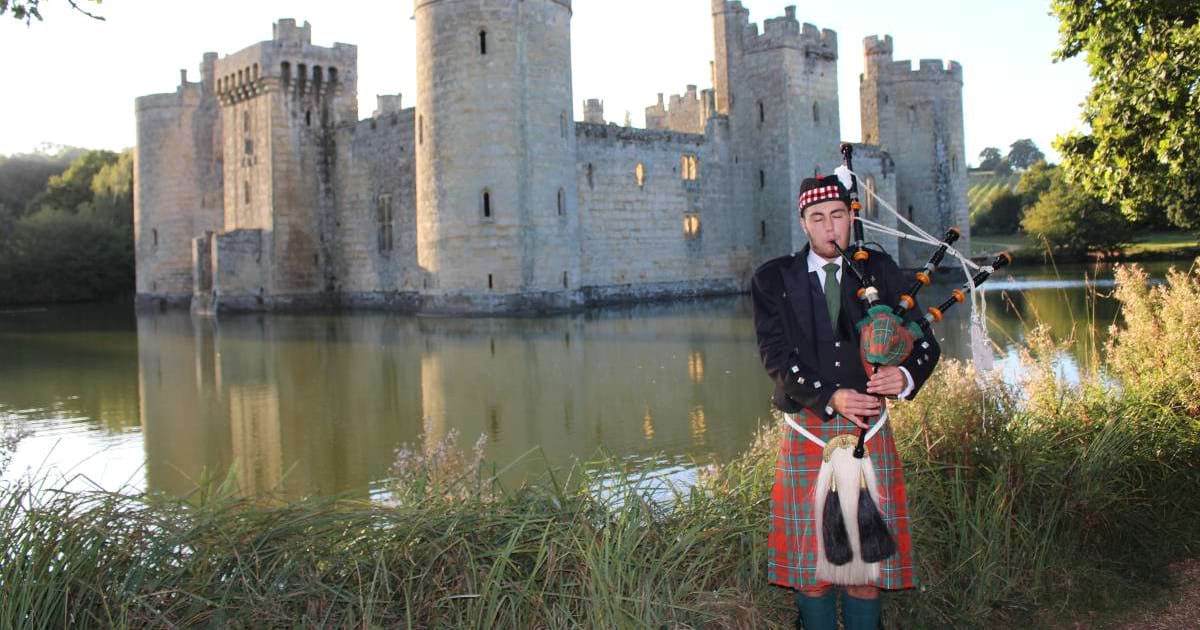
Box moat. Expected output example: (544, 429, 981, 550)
(0, 262, 1175, 500)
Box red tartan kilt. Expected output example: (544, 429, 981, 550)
(766, 408, 916, 591)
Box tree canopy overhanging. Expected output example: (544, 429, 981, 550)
(1052, 0, 1200, 230)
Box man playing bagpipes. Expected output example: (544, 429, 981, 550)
(750, 148, 943, 630)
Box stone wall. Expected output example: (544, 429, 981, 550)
(575, 120, 742, 301)
(212, 228, 268, 310)
(332, 108, 419, 308)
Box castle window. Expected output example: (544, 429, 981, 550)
(244, 138, 253, 156)
(760, 220, 766, 242)
(152, 228, 158, 248)
(419, 115, 424, 145)
(243, 110, 250, 133)
(635, 162, 645, 188)
(306, 110, 312, 127)
(557, 188, 566, 217)
(377, 194, 394, 253)
(313, 65, 323, 84)
(243, 181, 250, 205)
(480, 30, 487, 55)
(281, 62, 291, 84)
(252, 63, 259, 81)
(586, 163, 594, 189)
(681, 154, 699, 181)
(488, 274, 494, 290)
(328, 67, 338, 84)
(759, 169, 765, 189)
(907, 204, 914, 221)
(562, 271, 568, 288)
(482, 189, 493, 220)
(298, 63, 307, 90)
(813, 102, 820, 123)
(237, 69, 243, 86)
(758, 101, 765, 124)
(683, 213, 701, 240)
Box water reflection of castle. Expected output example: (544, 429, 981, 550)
(135, 301, 774, 499)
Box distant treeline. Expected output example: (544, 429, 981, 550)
(0, 148, 133, 306)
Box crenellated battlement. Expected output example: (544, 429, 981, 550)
(863, 34, 962, 83)
(742, 6, 836, 59)
(212, 19, 357, 106)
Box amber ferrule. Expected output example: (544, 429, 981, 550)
(952, 288, 966, 304)
(853, 249, 870, 262)
(915, 272, 931, 286)
(899, 294, 915, 310)
(927, 306, 944, 322)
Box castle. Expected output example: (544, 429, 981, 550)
(133, 1, 969, 314)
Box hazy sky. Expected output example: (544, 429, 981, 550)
(0, 0, 1091, 164)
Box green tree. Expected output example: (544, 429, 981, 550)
(0, 147, 81, 227)
(0, 148, 133, 305)
(26, 149, 118, 215)
(1006, 139, 1045, 171)
(1052, 0, 1200, 229)
(0, 209, 132, 304)
(1016, 160, 1056, 208)
(1021, 168, 1131, 257)
(972, 188, 1023, 235)
(977, 147, 1007, 172)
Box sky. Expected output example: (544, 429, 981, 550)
(0, 0, 1092, 164)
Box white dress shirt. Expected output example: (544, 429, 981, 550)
(806, 246, 914, 402)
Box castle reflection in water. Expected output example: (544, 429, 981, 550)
(135, 298, 776, 500)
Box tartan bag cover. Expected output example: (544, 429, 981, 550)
(767, 308, 919, 591)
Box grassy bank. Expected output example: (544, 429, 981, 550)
(2, 266, 1199, 628)
(972, 231, 1200, 262)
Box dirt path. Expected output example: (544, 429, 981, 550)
(1112, 558, 1200, 629)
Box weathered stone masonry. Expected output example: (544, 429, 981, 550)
(134, 1, 968, 314)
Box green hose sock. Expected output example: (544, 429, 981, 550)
(841, 592, 882, 630)
(794, 589, 837, 630)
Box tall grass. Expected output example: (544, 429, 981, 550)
(1, 264, 1199, 628)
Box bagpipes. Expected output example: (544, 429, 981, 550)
(805, 144, 1013, 585)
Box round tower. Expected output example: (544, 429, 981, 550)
(415, 0, 580, 312)
(134, 54, 223, 308)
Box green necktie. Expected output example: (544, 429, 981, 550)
(823, 262, 841, 330)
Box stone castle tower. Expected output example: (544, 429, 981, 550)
(133, 54, 223, 305)
(860, 34, 969, 268)
(710, 0, 845, 262)
(414, 0, 581, 312)
(134, 3, 965, 314)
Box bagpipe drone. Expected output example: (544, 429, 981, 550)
(801, 143, 1012, 584)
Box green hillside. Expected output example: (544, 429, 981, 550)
(968, 171, 1021, 217)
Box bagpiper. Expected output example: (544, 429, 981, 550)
(751, 150, 942, 629)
